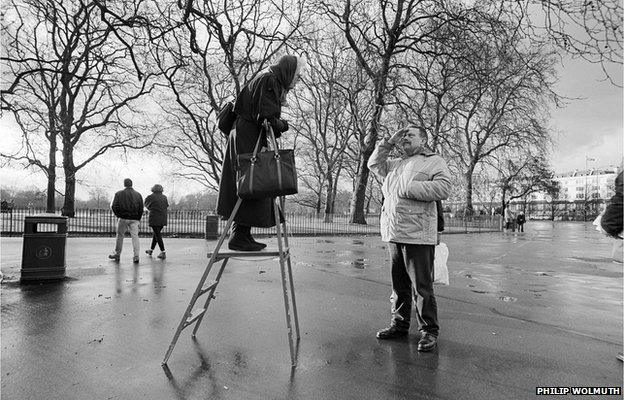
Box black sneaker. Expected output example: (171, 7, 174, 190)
(376, 325, 408, 340)
(228, 234, 264, 251)
(417, 333, 437, 352)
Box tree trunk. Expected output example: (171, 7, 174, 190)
(348, 71, 388, 224)
(61, 142, 76, 217)
(501, 189, 507, 212)
(464, 165, 476, 215)
(330, 165, 341, 214)
(46, 138, 57, 213)
(323, 173, 334, 223)
(349, 164, 370, 224)
(315, 195, 322, 216)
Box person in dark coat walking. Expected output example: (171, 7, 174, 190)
(145, 184, 169, 259)
(217, 54, 305, 251)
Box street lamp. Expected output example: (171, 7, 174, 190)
(584, 156, 596, 221)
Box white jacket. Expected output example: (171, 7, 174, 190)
(368, 139, 451, 244)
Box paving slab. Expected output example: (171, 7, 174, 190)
(1, 221, 622, 400)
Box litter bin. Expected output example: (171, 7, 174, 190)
(205, 214, 218, 240)
(21, 214, 68, 282)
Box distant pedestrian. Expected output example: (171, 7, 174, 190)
(504, 206, 515, 232)
(144, 184, 169, 260)
(109, 178, 144, 263)
(368, 125, 451, 352)
(516, 211, 526, 232)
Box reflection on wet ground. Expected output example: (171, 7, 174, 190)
(0, 221, 621, 400)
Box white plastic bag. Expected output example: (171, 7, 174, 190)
(592, 213, 603, 232)
(612, 239, 623, 263)
(434, 242, 449, 285)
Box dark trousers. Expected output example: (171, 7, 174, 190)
(517, 223, 524, 232)
(388, 242, 439, 337)
(150, 226, 165, 251)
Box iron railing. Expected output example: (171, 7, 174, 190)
(1, 208, 502, 237)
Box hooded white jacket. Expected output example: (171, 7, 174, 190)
(368, 139, 451, 244)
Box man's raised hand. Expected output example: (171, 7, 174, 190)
(387, 128, 406, 146)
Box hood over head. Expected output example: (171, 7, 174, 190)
(271, 55, 304, 89)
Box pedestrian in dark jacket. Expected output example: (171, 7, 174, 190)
(516, 211, 526, 232)
(216, 54, 305, 251)
(144, 184, 169, 260)
(109, 178, 143, 263)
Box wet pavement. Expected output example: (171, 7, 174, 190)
(1, 221, 622, 400)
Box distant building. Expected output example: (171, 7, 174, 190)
(532, 167, 618, 202)
(514, 166, 619, 220)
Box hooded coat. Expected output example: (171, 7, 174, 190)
(216, 56, 298, 227)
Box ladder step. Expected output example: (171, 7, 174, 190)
(184, 308, 206, 327)
(200, 280, 219, 296)
(207, 248, 288, 258)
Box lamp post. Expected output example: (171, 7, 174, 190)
(584, 156, 596, 221)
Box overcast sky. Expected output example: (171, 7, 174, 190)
(1, 56, 622, 201)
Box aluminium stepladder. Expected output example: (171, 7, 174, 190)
(162, 196, 300, 366)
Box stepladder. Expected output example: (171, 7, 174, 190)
(162, 196, 300, 367)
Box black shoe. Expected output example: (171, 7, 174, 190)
(228, 234, 264, 251)
(247, 233, 267, 249)
(376, 325, 408, 340)
(417, 333, 437, 352)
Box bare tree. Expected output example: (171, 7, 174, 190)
(149, 0, 306, 190)
(511, 0, 622, 85)
(492, 150, 559, 213)
(1, 0, 161, 216)
(317, 0, 502, 223)
(288, 31, 361, 220)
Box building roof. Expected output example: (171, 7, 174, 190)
(555, 167, 618, 178)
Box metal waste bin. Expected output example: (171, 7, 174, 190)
(21, 214, 68, 282)
(205, 214, 218, 240)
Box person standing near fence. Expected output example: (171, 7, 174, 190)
(145, 184, 169, 260)
(368, 125, 451, 352)
(504, 206, 515, 232)
(216, 54, 306, 251)
(516, 211, 526, 232)
(109, 178, 143, 263)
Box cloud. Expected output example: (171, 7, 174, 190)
(549, 57, 623, 173)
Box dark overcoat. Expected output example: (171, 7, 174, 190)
(145, 192, 169, 227)
(216, 56, 296, 227)
(601, 171, 623, 238)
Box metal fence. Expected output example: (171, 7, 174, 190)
(1, 208, 501, 238)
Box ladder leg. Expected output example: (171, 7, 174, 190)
(279, 197, 300, 340)
(162, 258, 217, 365)
(274, 199, 296, 366)
(192, 257, 229, 336)
(162, 199, 242, 365)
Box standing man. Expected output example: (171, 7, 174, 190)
(109, 178, 144, 263)
(368, 125, 451, 352)
(516, 211, 526, 232)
